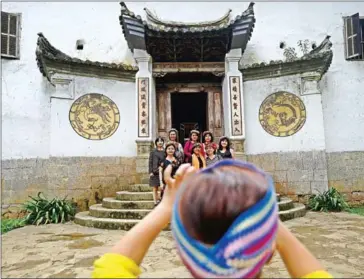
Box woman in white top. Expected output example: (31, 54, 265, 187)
(167, 128, 184, 164)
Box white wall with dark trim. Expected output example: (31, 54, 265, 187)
(2, 2, 363, 160)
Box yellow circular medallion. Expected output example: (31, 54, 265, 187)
(259, 92, 306, 137)
(69, 93, 120, 140)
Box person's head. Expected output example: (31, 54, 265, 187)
(219, 136, 231, 150)
(191, 143, 202, 156)
(169, 129, 179, 143)
(202, 131, 214, 143)
(205, 143, 217, 156)
(165, 142, 176, 157)
(155, 137, 164, 148)
(171, 160, 279, 278)
(190, 130, 200, 142)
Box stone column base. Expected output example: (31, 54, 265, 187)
(136, 141, 154, 155)
(230, 139, 247, 161)
(136, 141, 154, 175)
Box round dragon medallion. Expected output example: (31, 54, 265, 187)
(259, 92, 306, 137)
(69, 93, 120, 140)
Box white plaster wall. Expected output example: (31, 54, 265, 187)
(2, 62, 50, 159)
(2, 2, 363, 160)
(243, 75, 326, 155)
(49, 77, 136, 157)
(1, 2, 135, 160)
(1, 2, 133, 63)
(237, 2, 364, 153)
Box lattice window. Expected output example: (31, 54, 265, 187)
(344, 13, 364, 60)
(1, 11, 21, 59)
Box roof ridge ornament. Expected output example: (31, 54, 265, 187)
(304, 35, 332, 58)
(36, 32, 71, 61)
(120, 2, 135, 17)
(144, 7, 232, 27)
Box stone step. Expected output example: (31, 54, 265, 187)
(116, 191, 153, 201)
(279, 203, 306, 222)
(74, 211, 170, 231)
(75, 202, 306, 231)
(104, 196, 291, 211)
(95, 199, 294, 219)
(89, 204, 150, 219)
(103, 198, 155, 209)
(115, 190, 282, 202)
(128, 184, 151, 192)
(279, 197, 294, 211)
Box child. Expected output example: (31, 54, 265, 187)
(93, 160, 333, 279)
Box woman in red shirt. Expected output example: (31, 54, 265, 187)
(183, 130, 199, 163)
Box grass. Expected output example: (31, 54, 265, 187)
(1, 218, 26, 234)
(347, 205, 364, 216)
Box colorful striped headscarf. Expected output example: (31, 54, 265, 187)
(171, 159, 279, 278)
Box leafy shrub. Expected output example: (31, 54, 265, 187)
(24, 192, 76, 225)
(1, 218, 25, 234)
(308, 187, 348, 212)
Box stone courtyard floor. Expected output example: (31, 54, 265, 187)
(1, 212, 364, 278)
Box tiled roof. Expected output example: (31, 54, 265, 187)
(241, 36, 334, 81)
(36, 33, 137, 84)
(119, 2, 256, 61)
(144, 7, 232, 31)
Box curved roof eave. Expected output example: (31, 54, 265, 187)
(240, 35, 334, 81)
(36, 33, 137, 85)
(119, 2, 256, 53)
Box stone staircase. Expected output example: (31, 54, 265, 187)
(74, 184, 307, 230)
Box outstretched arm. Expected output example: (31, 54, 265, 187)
(109, 164, 195, 264)
(93, 164, 196, 279)
(109, 202, 171, 266)
(276, 221, 332, 278)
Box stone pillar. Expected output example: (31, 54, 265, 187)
(223, 48, 246, 159)
(134, 49, 155, 176)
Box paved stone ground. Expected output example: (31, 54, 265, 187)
(2, 212, 364, 278)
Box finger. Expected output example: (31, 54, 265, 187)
(182, 166, 197, 181)
(163, 165, 174, 186)
(173, 164, 192, 183)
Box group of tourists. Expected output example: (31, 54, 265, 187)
(149, 128, 236, 206)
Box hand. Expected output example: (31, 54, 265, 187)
(160, 163, 196, 212)
(149, 173, 153, 177)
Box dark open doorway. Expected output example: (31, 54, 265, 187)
(171, 92, 207, 145)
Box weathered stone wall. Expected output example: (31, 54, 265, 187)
(1, 157, 149, 218)
(240, 150, 364, 203)
(327, 151, 364, 202)
(2, 151, 363, 218)
(243, 151, 328, 203)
